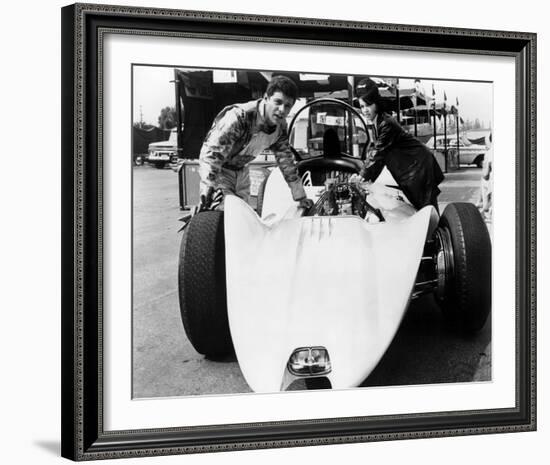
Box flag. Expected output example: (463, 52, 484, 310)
(432, 84, 435, 97)
(460, 116, 465, 125)
(444, 91, 447, 102)
(456, 96, 459, 106)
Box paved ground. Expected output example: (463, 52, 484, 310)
(132, 164, 491, 398)
(439, 168, 481, 208)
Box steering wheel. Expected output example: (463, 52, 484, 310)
(287, 98, 371, 174)
(297, 156, 362, 177)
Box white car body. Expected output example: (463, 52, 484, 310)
(223, 167, 438, 392)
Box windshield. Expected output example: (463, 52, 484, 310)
(289, 100, 369, 160)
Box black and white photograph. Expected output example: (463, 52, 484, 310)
(2, 0, 547, 460)
(53, 2, 538, 461)
(132, 66, 494, 398)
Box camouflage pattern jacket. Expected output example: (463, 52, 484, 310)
(199, 99, 306, 200)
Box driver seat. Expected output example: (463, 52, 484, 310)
(297, 129, 362, 184)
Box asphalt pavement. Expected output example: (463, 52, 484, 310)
(132, 164, 491, 398)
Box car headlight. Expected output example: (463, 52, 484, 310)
(287, 347, 331, 376)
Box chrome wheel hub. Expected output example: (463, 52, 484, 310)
(434, 227, 454, 301)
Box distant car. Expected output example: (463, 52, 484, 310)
(147, 128, 178, 168)
(426, 135, 487, 167)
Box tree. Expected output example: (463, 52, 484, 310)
(158, 106, 177, 130)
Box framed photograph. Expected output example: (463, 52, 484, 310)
(61, 2, 536, 461)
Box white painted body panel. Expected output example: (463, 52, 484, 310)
(261, 166, 417, 224)
(224, 190, 435, 392)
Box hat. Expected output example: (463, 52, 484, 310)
(356, 78, 381, 105)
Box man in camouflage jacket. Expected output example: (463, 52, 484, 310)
(199, 75, 312, 209)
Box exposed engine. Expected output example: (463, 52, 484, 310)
(307, 178, 385, 222)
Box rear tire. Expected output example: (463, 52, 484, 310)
(154, 161, 166, 169)
(436, 203, 491, 334)
(178, 211, 233, 356)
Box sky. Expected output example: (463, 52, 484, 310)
(133, 66, 176, 126)
(399, 78, 493, 127)
(132, 65, 493, 129)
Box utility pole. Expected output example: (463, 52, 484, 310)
(413, 104, 418, 137)
(396, 78, 401, 124)
(443, 91, 448, 172)
(455, 97, 461, 167)
(171, 71, 184, 160)
(347, 75, 355, 156)
(413, 79, 421, 137)
(431, 84, 439, 170)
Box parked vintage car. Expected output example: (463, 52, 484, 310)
(425, 135, 487, 167)
(177, 99, 491, 393)
(147, 128, 178, 168)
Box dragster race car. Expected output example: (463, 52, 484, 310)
(178, 98, 491, 393)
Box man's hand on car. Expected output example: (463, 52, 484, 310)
(179, 188, 224, 231)
(297, 198, 314, 211)
(201, 187, 224, 211)
(349, 174, 364, 184)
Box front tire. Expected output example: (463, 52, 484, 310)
(304, 377, 332, 390)
(178, 211, 233, 356)
(475, 155, 484, 168)
(436, 203, 491, 334)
